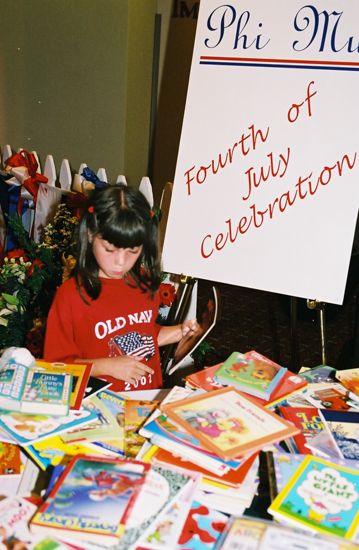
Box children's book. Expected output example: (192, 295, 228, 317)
(35, 359, 92, 410)
(165, 286, 219, 375)
(219, 516, 356, 550)
(217, 516, 268, 549)
(0, 440, 22, 474)
(140, 412, 246, 475)
(304, 429, 344, 460)
(30, 455, 150, 546)
(186, 364, 307, 407)
(278, 406, 324, 454)
(175, 499, 229, 549)
(298, 364, 337, 384)
(25, 433, 107, 470)
(271, 452, 307, 493)
(124, 398, 159, 458)
(60, 393, 123, 444)
(82, 389, 127, 458)
(214, 351, 288, 401)
(0, 495, 45, 548)
(134, 487, 192, 550)
(151, 446, 259, 489)
(268, 455, 359, 542)
(0, 406, 98, 447)
(114, 463, 197, 550)
(161, 386, 300, 461)
(335, 367, 359, 399)
(0, 358, 72, 416)
(303, 382, 359, 411)
(319, 409, 359, 461)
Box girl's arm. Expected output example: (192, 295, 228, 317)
(77, 356, 154, 385)
(157, 319, 200, 347)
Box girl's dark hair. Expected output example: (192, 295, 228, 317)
(74, 184, 162, 300)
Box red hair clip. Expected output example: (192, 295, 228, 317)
(88, 206, 94, 213)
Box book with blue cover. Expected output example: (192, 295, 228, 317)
(319, 409, 359, 461)
(29, 455, 150, 546)
(0, 359, 72, 416)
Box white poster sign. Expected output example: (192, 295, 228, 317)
(162, 1, 359, 304)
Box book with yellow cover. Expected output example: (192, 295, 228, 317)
(268, 455, 359, 542)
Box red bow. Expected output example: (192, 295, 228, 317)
(5, 150, 48, 201)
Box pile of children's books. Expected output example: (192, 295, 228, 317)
(0, 348, 358, 549)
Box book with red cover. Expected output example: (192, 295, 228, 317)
(151, 446, 259, 488)
(0, 441, 22, 474)
(278, 406, 324, 454)
(161, 387, 300, 461)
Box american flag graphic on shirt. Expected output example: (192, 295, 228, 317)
(110, 331, 155, 360)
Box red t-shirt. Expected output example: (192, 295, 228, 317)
(44, 277, 162, 392)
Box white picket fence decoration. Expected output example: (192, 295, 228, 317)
(0, 144, 153, 243)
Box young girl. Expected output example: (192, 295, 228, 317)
(43, 183, 199, 392)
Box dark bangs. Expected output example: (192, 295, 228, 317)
(97, 207, 148, 249)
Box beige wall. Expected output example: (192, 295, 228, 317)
(0, 0, 156, 186)
(151, 0, 198, 203)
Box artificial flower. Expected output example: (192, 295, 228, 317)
(159, 282, 176, 307)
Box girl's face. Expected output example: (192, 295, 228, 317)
(92, 236, 143, 279)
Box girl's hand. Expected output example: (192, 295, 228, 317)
(91, 356, 154, 385)
(181, 319, 201, 338)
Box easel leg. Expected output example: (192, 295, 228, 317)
(290, 296, 300, 372)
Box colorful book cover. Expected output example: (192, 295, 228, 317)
(152, 446, 259, 489)
(114, 464, 195, 550)
(124, 399, 159, 458)
(0, 360, 28, 406)
(257, 523, 347, 550)
(278, 406, 324, 454)
(268, 455, 359, 541)
(186, 365, 307, 407)
(319, 409, 359, 461)
(217, 516, 267, 550)
(161, 387, 300, 461)
(304, 429, 344, 460)
(335, 368, 359, 398)
(30, 455, 150, 546)
(271, 452, 306, 493)
(25, 433, 107, 470)
(0, 496, 39, 547)
(305, 383, 359, 412)
(176, 500, 229, 549)
(60, 393, 123, 443)
(214, 351, 287, 401)
(0, 360, 74, 416)
(35, 359, 92, 410)
(141, 413, 244, 473)
(21, 370, 72, 416)
(0, 406, 98, 447)
(299, 365, 337, 384)
(0, 440, 22, 474)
